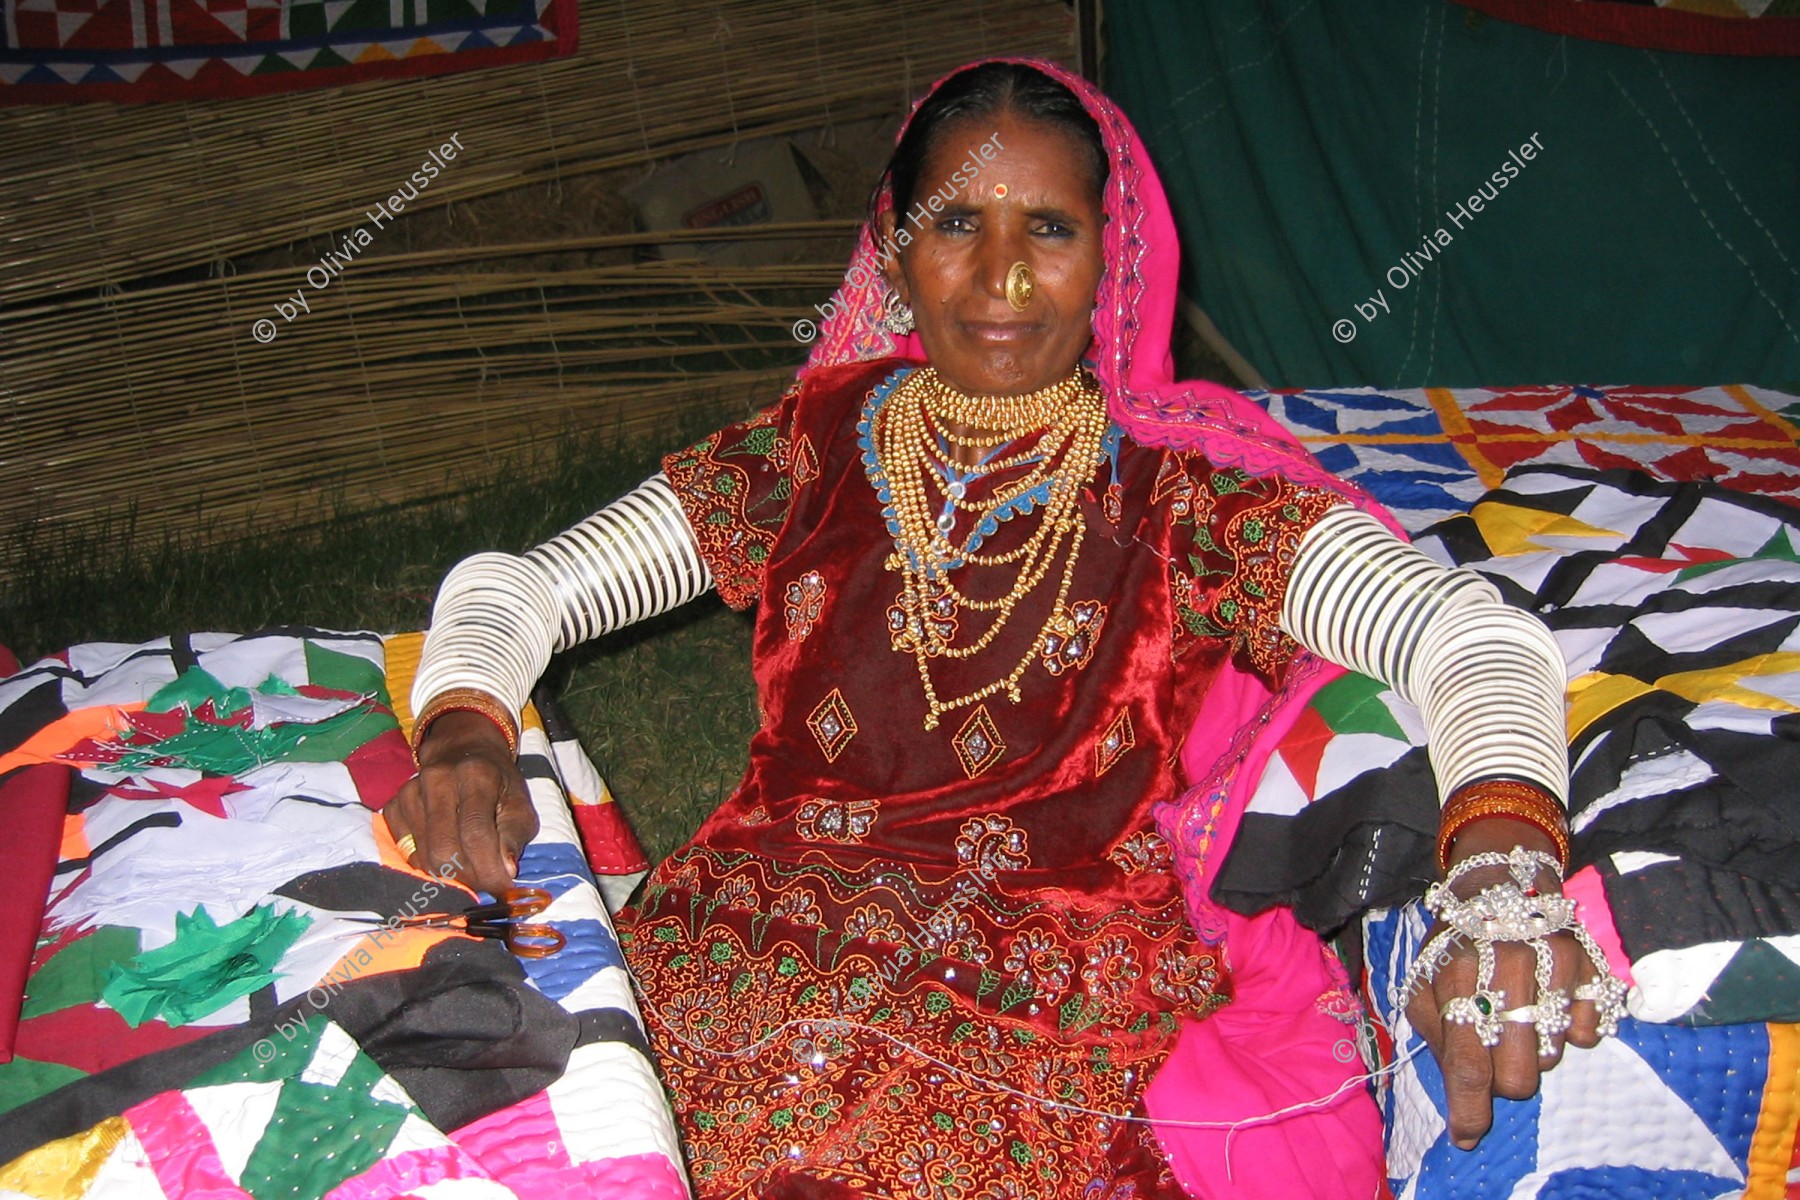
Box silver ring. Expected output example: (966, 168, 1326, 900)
(1498, 1006, 1538, 1023)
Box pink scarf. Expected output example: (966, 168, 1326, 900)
(802, 59, 1387, 1199)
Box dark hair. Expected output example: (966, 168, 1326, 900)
(871, 62, 1107, 232)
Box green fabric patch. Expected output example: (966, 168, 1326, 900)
(236, 1042, 409, 1200)
(121, 659, 396, 775)
(301, 641, 388, 700)
(21, 925, 142, 1020)
(1311, 673, 1410, 741)
(1676, 526, 1800, 583)
(103, 905, 313, 1028)
(1686, 939, 1800, 1026)
(0, 1056, 88, 1116)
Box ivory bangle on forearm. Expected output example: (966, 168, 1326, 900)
(1280, 506, 1570, 806)
(411, 473, 712, 734)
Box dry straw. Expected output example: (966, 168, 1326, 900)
(0, 0, 1074, 579)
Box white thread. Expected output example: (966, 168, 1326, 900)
(637, 997, 1427, 1156)
(1608, 70, 1800, 348)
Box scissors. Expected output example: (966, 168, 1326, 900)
(345, 887, 566, 958)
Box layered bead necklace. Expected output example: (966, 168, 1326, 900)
(870, 365, 1109, 730)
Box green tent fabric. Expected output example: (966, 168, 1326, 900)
(1102, 0, 1800, 389)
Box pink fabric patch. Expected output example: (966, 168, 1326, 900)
(126, 1092, 254, 1198)
(454, 1093, 687, 1199)
(452, 1091, 573, 1176)
(1564, 865, 1635, 983)
(323, 1144, 503, 1200)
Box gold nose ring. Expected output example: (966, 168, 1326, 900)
(1005, 261, 1035, 312)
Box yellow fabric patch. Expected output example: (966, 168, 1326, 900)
(0, 1115, 128, 1199)
(1655, 654, 1800, 714)
(381, 631, 425, 738)
(1471, 501, 1621, 558)
(1565, 672, 1654, 739)
(1745, 1022, 1800, 1199)
(1565, 653, 1800, 738)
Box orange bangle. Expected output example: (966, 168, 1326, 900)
(412, 687, 519, 762)
(1438, 779, 1569, 875)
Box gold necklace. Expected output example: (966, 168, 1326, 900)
(871, 367, 1108, 729)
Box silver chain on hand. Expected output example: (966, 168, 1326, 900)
(1399, 846, 1628, 1055)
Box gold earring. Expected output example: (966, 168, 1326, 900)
(1005, 261, 1035, 312)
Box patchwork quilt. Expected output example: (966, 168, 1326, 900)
(0, 630, 686, 1199)
(1218, 466, 1800, 1197)
(1257, 382, 1800, 532)
(0, 0, 578, 102)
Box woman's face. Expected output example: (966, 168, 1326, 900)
(882, 110, 1105, 398)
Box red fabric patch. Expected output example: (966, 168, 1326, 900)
(0, 764, 67, 1063)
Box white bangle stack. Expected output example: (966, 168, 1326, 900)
(524, 474, 713, 650)
(1280, 506, 1570, 804)
(410, 473, 712, 733)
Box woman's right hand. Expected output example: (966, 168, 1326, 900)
(383, 710, 538, 895)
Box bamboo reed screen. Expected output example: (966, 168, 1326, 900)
(0, 0, 1074, 580)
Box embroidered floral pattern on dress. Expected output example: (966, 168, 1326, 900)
(1004, 929, 1075, 1004)
(795, 796, 880, 844)
(955, 814, 1030, 877)
(1217, 488, 1340, 674)
(807, 688, 859, 762)
(1080, 935, 1143, 1013)
(1094, 707, 1135, 777)
(622, 849, 1208, 1199)
(783, 570, 827, 642)
(951, 705, 1006, 779)
(842, 902, 909, 944)
(767, 887, 824, 926)
(919, 906, 991, 965)
(1101, 481, 1124, 525)
(1106, 830, 1172, 875)
(887, 583, 959, 654)
(1164, 461, 1338, 673)
(1040, 599, 1106, 676)
(1148, 945, 1226, 1012)
(1150, 456, 1195, 518)
(662, 398, 796, 610)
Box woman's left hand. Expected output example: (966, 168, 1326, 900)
(1405, 817, 1605, 1149)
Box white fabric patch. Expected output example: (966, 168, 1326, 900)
(185, 1079, 283, 1181)
(1528, 1035, 1743, 1186)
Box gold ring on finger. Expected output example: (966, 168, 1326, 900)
(396, 832, 418, 858)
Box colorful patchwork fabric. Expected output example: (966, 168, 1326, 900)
(1258, 383, 1800, 534)
(0, 1017, 515, 1200)
(1218, 466, 1800, 1031)
(0, 0, 577, 102)
(0, 629, 683, 1200)
(1365, 903, 1800, 1199)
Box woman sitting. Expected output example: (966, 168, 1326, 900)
(386, 60, 1624, 1198)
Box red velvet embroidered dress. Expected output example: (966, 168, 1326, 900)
(619, 357, 1338, 1198)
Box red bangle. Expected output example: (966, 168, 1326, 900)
(1438, 779, 1569, 874)
(412, 687, 519, 762)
